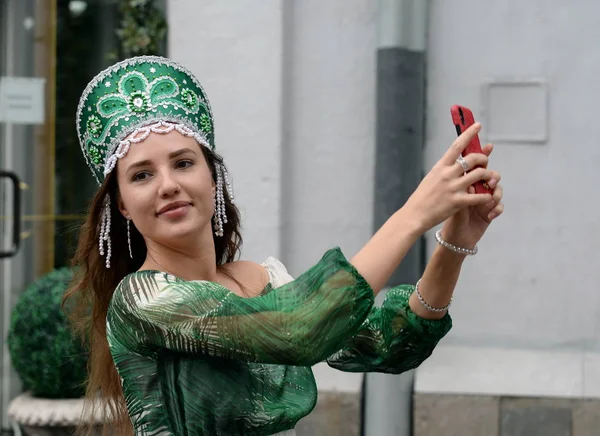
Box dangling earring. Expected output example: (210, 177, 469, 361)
(127, 219, 133, 259)
(213, 163, 234, 237)
(213, 164, 225, 237)
(99, 196, 112, 268)
(223, 165, 234, 204)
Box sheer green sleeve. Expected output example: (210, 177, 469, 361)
(107, 247, 374, 366)
(326, 285, 452, 374)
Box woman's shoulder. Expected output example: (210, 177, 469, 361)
(222, 260, 269, 294)
(112, 258, 294, 302)
(119, 269, 165, 285)
(225, 257, 294, 290)
(112, 270, 160, 299)
(113, 270, 182, 302)
(108, 271, 160, 316)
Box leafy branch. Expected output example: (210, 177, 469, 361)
(111, 0, 167, 60)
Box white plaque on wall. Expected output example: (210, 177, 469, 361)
(0, 77, 46, 125)
(482, 78, 549, 144)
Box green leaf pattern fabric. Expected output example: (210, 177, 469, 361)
(106, 248, 451, 435)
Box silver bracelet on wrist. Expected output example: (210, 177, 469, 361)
(435, 229, 478, 255)
(415, 279, 452, 313)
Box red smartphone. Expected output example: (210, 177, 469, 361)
(450, 105, 492, 194)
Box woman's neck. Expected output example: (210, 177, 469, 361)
(142, 231, 218, 282)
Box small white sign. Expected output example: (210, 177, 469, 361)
(0, 77, 46, 125)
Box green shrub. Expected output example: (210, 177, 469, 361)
(7, 267, 87, 398)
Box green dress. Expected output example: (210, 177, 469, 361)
(106, 247, 452, 435)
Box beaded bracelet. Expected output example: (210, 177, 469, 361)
(435, 229, 478, 256)
(415, 279, 452, 313)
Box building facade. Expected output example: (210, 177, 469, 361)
(168, 1, 600, 435)
(1, 0, 598, 435)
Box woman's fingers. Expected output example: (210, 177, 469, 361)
(458, 191, 493, 206)
(488, 201, 504, 221)
(460, 167, 492, 187)
(453, 153, 489, 175)
(492, 183, 503, 203)
(459, 167, 502, 190)
(442, 123, 482, 165)
(487, 170, 501, 189)
(478, 144, 494, 169)
(482, 143, 494, 157)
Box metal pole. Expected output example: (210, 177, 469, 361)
(363, 1, 429, 435)
(1, 0, 17, 430)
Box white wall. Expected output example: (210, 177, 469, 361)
(169, 0, 376, 271)
(168, 0, 377, 393)
(416, 0, 600, 399)
(168, 0, 600, 402)
(280, 0, 376, 275)
(168, 0, 284, 263)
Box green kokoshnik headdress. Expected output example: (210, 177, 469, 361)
(76, 56, 233, 268)
(76, 55, 215, 184)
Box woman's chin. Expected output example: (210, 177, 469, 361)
(154, 221, 212, 244)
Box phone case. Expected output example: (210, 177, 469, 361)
(450, 105, 492, 194)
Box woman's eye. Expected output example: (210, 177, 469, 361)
(176, 160, 194, 169)
(132, 171, 150, 182)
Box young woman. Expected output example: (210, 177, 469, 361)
(65, 56, 503, 436)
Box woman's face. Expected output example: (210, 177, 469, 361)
(116, 130, 215, 246)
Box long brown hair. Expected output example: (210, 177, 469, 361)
(63, 145, 242, 435)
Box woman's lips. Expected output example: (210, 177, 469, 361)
(157, 202, 191, 218)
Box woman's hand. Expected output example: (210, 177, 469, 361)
(406, 134, 504, 319)
(404, 123, 496, 233)
(350, 123, 499, 295)
(440, 142, 504, 250)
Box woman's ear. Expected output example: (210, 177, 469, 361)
(117, 194, 130, 220)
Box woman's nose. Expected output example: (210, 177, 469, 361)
(158, 172, 181, 198)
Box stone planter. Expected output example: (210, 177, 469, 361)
(7, 392, 103, 435)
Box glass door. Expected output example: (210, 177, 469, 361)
(0, 0, 56, 431)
